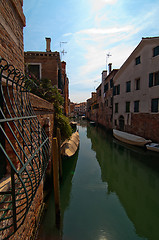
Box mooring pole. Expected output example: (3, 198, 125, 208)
(52, 137, 61, 228)
(57, 128, 62, 178)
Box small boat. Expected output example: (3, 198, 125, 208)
(61, 131, 80, 157)
(113, 129, 152, 147)
(70, 121, 77, 128)
(146, 143, 159, 153)
(90, 121, 96, 126)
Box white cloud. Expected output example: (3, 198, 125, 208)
(89, 0, 118, 12)
(63, 33, 73, 37)
(76, 26, 133, 35)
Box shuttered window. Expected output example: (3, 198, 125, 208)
(135, 56, 141, 65)
(154, 72, 159, 86)
(134, 101, 139, 112)
(153, 46, 159, 57)
(149, 73, 153, 87)
(151, 98, 159, 112)
(115, 103, 118, 113)
(126, 81, 131, 92)
(126, 101, 130, 113)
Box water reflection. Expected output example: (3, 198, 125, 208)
(38, 149, 79, 239)
(87, 125, 159, 240)
(38, 122, 159, 240)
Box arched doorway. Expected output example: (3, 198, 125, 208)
(119, 115, 125, 131)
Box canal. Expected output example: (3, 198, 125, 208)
(38, 121, 159, 240)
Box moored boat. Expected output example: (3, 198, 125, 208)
(70, 121, 77, 128)
(146, 143, 159, 153)
(90, 121, 96, 126)
(61, 131, 80, 157)
(113, 129, 152, 147)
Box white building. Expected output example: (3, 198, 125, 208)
(113, 37, 159, 142)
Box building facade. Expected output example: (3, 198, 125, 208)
(113, 37, 159, 142)
(0, 0, 26, 71)
(24, 38, 69, 116)
(61, 61, 69, 116)
(24, 38, 64, 91)
(87, 65, 118, 130)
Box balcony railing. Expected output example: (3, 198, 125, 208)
(0, 57, 50, 239)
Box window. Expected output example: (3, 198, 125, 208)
(98, 89, 101, 96)
(135, 78, 140, 90)
(28, 64, 40, 79)
(126, 101, 130, 113)
(126, 81, 131, 92)
(104, 83, 108, 92)
(113, 85, 120, 95)
(110, 78, 113, 88)
(135, 56, 141, 65)
(154, 72, 159, 86)
(153, 46, 159, 57)
(151, 98, 159, 112)
(117, 85, 120, 95)
(110, 97, 113, 106)
(149, 71, 159, 87)
(93, 103, 99, 109)
(134, 101, 139, 112)
(149, 73, 153, 87)
(115, 103, 118, 113)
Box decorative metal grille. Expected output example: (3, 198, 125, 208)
(0, 57, 50, 239)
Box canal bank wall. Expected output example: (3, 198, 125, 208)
(87, 107, 159, 143)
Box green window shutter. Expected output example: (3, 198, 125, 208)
(149, 73, 153, 87)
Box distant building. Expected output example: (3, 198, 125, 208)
(86, 92, 97, 121)
(102, 65, 118, 129)
(70, 102, 87, 117)
(79, 102, 87, 115)
(113, 37, 159, 142)
(87, 64, 118, 129)
(69, 102, 76, 117)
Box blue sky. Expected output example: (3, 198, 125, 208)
(23, 0, 159, 103)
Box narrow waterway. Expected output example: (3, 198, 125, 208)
(38, 121, 159, 240)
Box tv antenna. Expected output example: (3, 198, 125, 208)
(60, 42, 67, 59)
(60, 41, 67, 48)
(106, 52, 112, 70)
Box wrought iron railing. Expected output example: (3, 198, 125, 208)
(0, 57, 50, 239)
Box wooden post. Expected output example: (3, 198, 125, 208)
(52, 137, 61, 228)
(57, 128, 62, 178)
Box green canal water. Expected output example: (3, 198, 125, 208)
(38, 121, 159, 240)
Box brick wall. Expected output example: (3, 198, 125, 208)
(129, 113, 159, 142)
(0, 0, 26, 72)
(0, 91, 54, 239)
(24, 52, 61, 87)
(29, 92, 54, 176)
(10, 182, 44, 240)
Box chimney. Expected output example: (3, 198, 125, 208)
(108, 63, 112, 74)
(102, 70, 107, 83)
(46, 37, 51, 52)
(61, 61, 66, 71)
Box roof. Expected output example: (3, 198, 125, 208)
(114, 36, 159, 79)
